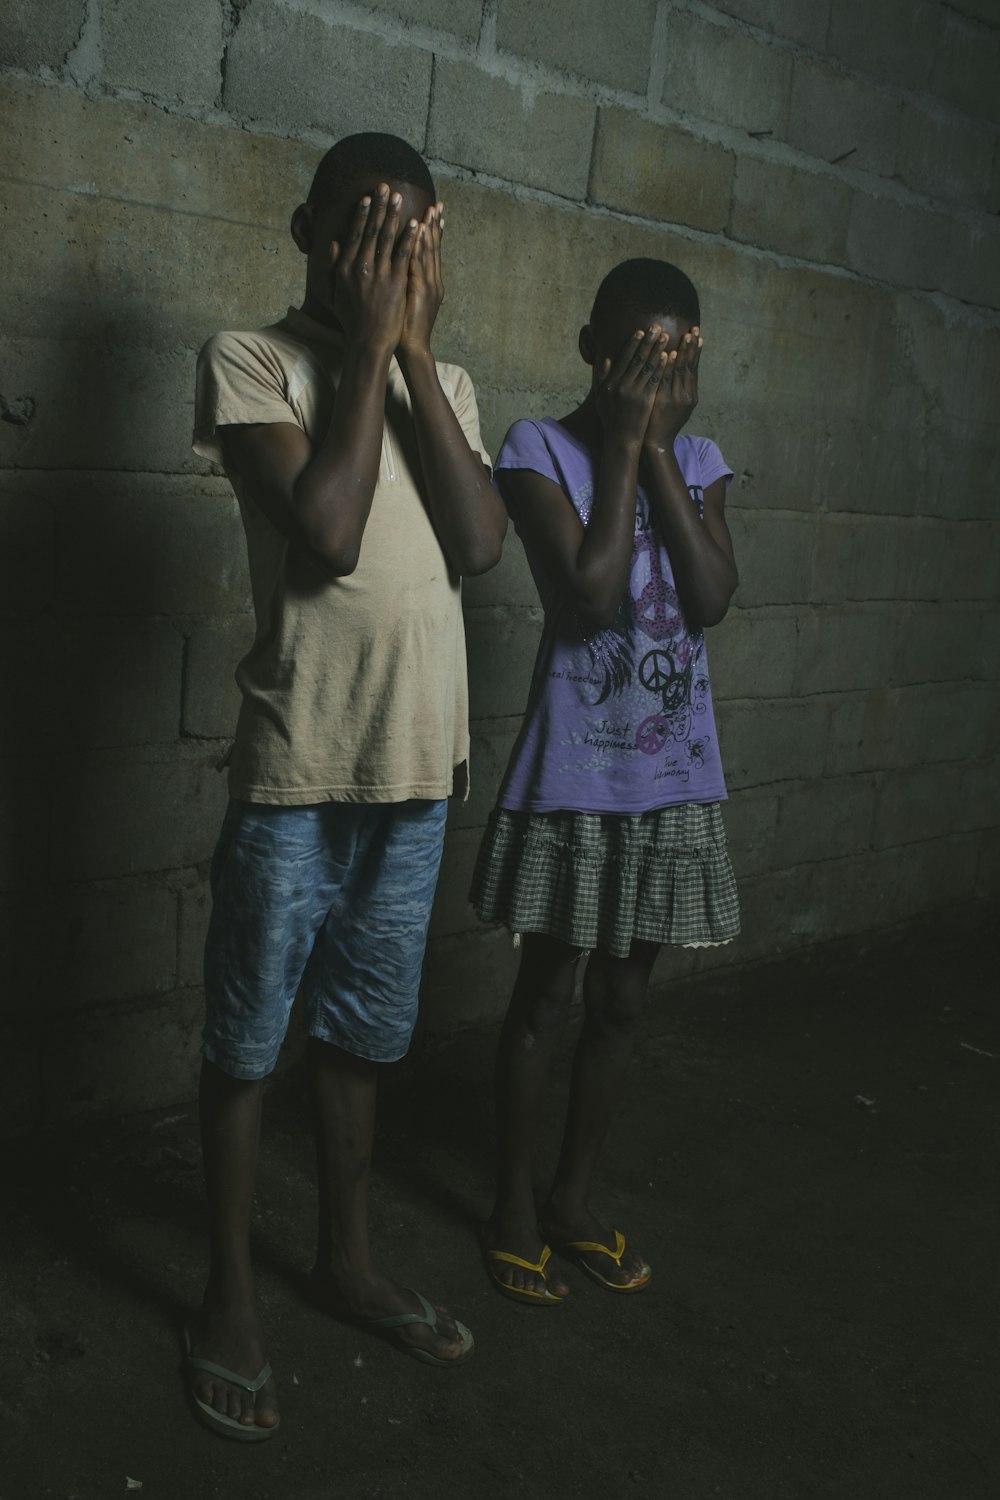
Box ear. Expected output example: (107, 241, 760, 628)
(290, 202, 313, 255)
(578, 323, 595, 366)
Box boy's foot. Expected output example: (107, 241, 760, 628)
(308, 1268, 471, 1363)
(543, 1209, 651, 1291)
(184, 1304, 280, 1436)
(481, 1218, 572, 1301)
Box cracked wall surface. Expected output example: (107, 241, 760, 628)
(1, 0, 998, 1133)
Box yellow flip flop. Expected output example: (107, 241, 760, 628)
(484, 1243, 565, 1305)
(559, 1229, 651, 1293)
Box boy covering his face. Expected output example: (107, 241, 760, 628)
(187, 132, 505, 1439)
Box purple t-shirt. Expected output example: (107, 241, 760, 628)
(494, 418, 732, 815)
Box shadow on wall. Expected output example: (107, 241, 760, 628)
(3, 277, 239, 1135)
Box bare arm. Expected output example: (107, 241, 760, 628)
(221, 185, 419, 573)
(395, 204, 506, 576)
(641, 329, 738, 627)
(503, 327, 668, 630)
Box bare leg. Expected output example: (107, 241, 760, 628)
(543, 941, 659, 1287)
(306, 1038, 468, 1360)
(187, 1059, 279, 1430)
(484, 935, 582, 1298)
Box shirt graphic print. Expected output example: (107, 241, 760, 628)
(494, 418, 732, 816)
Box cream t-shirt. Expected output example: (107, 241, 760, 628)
(193, 307, 491, 804)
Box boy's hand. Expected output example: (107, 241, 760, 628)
(398, 201, 445, 360)
(329, 185, 419, 352)
(596, 325, 669, 448)
(644, 328, 702, 451)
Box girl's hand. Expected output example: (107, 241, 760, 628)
(595, 325, 669, 448)
(644, 327, 702, 452)
(398, 201, 445, 359)
(328, 184, 419, 352)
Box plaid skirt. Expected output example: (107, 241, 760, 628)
(470, 803, 740, 959)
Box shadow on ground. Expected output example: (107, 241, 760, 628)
(1, 923, 997, 1499)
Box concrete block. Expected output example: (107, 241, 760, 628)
(976, 611, 1000, 682)
(931, 8, 1000, 125)
(717, 698, 829, 789)
(463, 531, 539, 610)
(55, 479, 249, 618)
(846, 519, 942, 604)
(50, 751, 227, 881)
(991, 139, 1000, 215)
(423, 927, 520, 1034)
(0, 75, 318, 234)
(0, 336, 201, 476)
(826, 0, 938, 92)
(182, 617, 253, 740)
(709, 609, 799, 701)
(449, 718, 521, 831)
(873, 761, 1000, 849)
(464, 606, 542, 720)
(793, 608, 899, 695)
(428, 59, 595, 198)
(0, 0, 83, 70)
(846, 192, 951, 291)
(660, 9, 793, 136)
(178, 881, 211, 988)
(0, 484, 54, 619)
(935, 522, 997, 603)
(0, 758, 50, 894)
(0, 1022, 40, 1137)
(496, 0, 657, 93)
(719, 787, 779, 878)
(885, 834, 981, 923)
(827, 684, 995, 775)
(786, 59, 901, 177)
(1, 178, 302, 357)
(428, 828, 482, 939)
(590, 109, 735, 233)
(728, 155, 851, 265)
(706, 0, 830, 51)
(978, 825, 1000, 899)
(944, 216, 1000, 311)
(357, 0, 483, 38)
(772, 775, 877, 868)
(897, 104, 996, 208)
(0, 618, 184, 755)
(101, 0, 223, 108)
(35, 880, 179, 1010)
(728, 513, 814, 608)
(900, 606, 984, 685)
(810, 517, 853, 604)
(224, 4, 433, 144)
(713, 865, 804, 964)
(41, 989, 203, 1125)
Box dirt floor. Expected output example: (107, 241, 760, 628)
(2, 922, 997, 1500)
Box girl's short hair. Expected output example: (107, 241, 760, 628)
(591, 258, 701, 328)
(307, 132, 435, 209)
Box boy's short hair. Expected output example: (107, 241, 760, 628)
(591, 258, 701, 329)
(307, 132, 436, 209)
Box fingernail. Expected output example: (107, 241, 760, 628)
(391, 192, 401, 206)
(409, 219, 418, 228)
(361, 196, 371, 207)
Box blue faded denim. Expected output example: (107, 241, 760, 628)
(203, 798, 447, 1078)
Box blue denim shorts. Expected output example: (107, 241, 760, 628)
(203, 798, 447, 1078)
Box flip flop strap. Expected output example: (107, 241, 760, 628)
(486, 1244, 552, 1276)
(563, 1229, 626, 1265)
(371, 1289, 437, 1331)
(186, 1353, 272, 1394)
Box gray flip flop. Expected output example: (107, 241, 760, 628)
(363, 1289, 475, 1367)
(183, 1323, 279, 1442)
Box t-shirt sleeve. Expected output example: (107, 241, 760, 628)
(494, 419, 561, 493)
(193, 331, 300, 467)
(696, 436, 734, 491)
(439, 364, 492, 471)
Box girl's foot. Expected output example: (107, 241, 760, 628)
(543, 1207, 651, 1291)
(481, 1217, 571, 1300)
(185, 1301, 280, 1433)
(308, 1266, 470, 1362)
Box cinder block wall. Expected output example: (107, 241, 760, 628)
(1, 0, 997, 1134)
